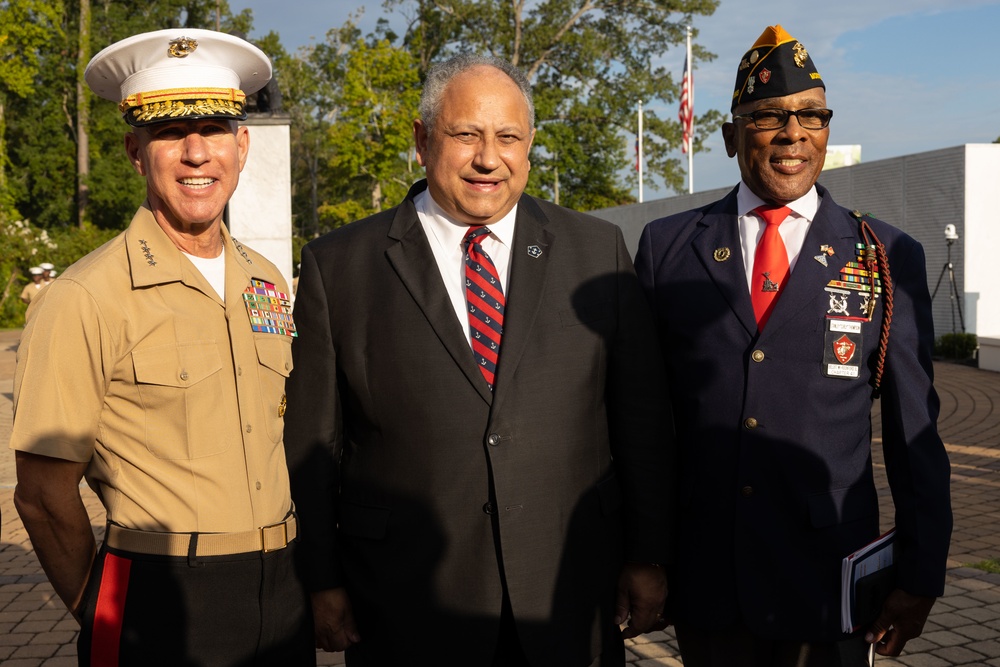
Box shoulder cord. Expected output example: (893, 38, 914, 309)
(856, 213, 893, 396)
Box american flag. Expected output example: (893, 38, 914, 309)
(679, 55, 693, 154)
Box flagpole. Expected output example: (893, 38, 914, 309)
(686, 25, 694, 194)
(638, 100, 644, 203)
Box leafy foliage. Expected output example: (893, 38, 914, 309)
(1, 0, 724, 283)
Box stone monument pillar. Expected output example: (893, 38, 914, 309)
(228, 112, 294, 290)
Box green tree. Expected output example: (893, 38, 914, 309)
(323, 37, 420, 222)
(387, 0, 724, 209)
(0, 0, 63, 221)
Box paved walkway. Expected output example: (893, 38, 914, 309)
(1, 327, 998, 666)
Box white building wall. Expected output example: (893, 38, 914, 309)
(228, 116, 294, 290)
(964, 145, 1000, 338)
(964, 144, 1000, 371)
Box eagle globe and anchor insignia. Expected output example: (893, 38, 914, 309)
(833, 334, 857, 365)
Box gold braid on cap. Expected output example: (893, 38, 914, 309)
(120, 87, 246, 123)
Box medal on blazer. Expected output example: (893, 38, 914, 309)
(824, 243, 881, 318)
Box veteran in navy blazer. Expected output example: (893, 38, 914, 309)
(283, 54, 674, 666)
(635, 25, 951, 667)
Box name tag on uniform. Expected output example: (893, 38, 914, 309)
(823, 318, 862, 379)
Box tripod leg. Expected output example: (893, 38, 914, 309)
(932, 263, 949, 300)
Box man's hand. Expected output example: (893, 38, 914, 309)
(865, 589, 936, 656)
(311, 587, 361, 652)
(615, 562, 668, 639)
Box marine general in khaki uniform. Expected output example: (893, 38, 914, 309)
(10, 29, 315, 667)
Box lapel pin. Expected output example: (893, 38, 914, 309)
(527, 245, 543, 258)
(814, 254, 828, 267)
(713, 247, 731, 262)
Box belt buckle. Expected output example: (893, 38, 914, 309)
(260, 520, 288, 553)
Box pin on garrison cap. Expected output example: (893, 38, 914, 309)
(732, 24, 824, 111)
(84, 28, 271, 127)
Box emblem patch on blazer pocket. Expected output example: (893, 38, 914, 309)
(823, 318, 863, 379)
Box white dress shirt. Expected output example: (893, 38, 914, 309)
(415, 189, 516, 347)
(736, 181, 821, 292)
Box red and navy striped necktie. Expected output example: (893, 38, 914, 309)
(464, 226, 505, 390)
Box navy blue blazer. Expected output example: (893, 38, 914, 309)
(634, 184, 952, 642)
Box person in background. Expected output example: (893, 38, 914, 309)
(19, 267, 46, 305)
(11, 28, 314, 667)
(39, 262, 55, 285)
(634, 24, 952, 667)
(284, 53, 675, 666)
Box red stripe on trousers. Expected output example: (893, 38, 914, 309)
(91, 553, 131, 667)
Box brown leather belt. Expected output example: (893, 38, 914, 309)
(105, 514, 297, 557)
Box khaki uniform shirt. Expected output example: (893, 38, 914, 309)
(11, 206, 296, 533)
(20, 282, 44, 304)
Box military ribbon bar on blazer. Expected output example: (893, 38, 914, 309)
(242, 279, 297, 337)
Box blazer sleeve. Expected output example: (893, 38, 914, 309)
(608, 226, 677, 564)
(283, 243, 346, 592)
(877, 234, 953, 597)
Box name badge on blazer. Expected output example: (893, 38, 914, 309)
(823, 318, 863, 379)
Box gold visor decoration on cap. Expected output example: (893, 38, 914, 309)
(119, 86, 246, 124)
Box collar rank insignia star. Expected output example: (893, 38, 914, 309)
(527, 245, 543, 258)
(713, 247, 731, 262)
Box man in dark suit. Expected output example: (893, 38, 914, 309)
(634, 25, 952, 667)
(283, 54, 675, 666)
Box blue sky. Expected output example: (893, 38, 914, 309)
(231, 0, 1000, 199)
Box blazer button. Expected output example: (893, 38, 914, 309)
(487, 434, 501, 447)
(482, 502, 495, 515)
(751, 350, 765, 362)
(741, 486, 754, 497)
(744, 417, 758, 429)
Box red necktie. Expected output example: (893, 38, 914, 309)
(465, 226, 505, 389)
(751, 205, 791, 330)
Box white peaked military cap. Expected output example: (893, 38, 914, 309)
(84, 28, 271, 127)
(39, 262, 54, 270)
(29, 267, 44, 275)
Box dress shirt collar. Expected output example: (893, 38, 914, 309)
(414, 189, 518, 250)
(736, 180, 820, 222)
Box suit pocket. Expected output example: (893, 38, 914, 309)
(806, 484, 878, 529)
(338, 501, 391, 540)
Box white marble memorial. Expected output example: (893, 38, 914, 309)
(229, 114, 294, 290)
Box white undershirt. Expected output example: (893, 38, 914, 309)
(415, 189, 516, 346)
(736, 181, 821, 292)
(183, 251, 227, 302)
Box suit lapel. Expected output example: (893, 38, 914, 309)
(384, 185, 494, 404)
(490, 196, 554, 413)
(690, 188, 759, 337)
(761, 187, 858, 337)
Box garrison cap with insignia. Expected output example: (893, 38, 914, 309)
(84, 28, 271, 127)
(732, 24, 824, 110)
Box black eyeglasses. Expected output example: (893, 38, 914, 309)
(732, 108, 833, 130)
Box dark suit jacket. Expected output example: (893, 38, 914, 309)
(283, 181, 674, 665)
(634, 184, 952, 642)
